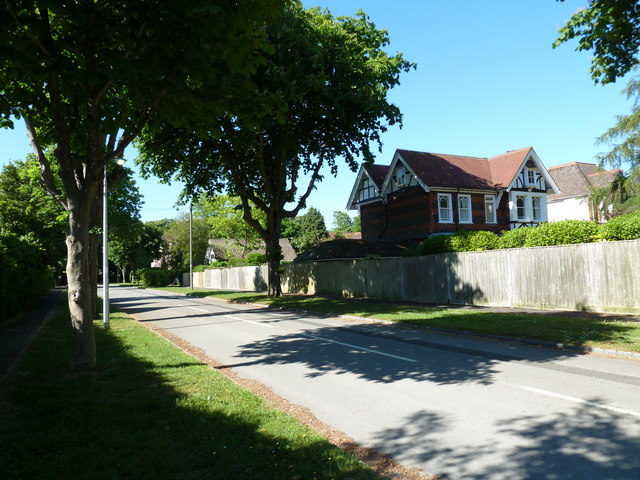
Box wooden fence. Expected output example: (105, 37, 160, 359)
(186, 239, 640, 313)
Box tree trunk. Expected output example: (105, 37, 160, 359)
(66, 196, 96, 371)
(264, 234, 283, 297)
(88, 233, 98, 319)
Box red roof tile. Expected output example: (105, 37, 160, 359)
(548, 162, 622, 200)
(395, 147, 532, 190)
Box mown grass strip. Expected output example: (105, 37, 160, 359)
(157, 287, 640, 354)
(0, 303, 381, 480)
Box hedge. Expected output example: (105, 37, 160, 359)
(133, 267, 170, 287)
(599, 211, 640, 241)
(0, 234, 53, 322)
(418, 213, 640, 256)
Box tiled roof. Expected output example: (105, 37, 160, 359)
(395, 146, 532, 190)
(364, 164, 389, 187)
(547, 162, 622, 201)
(207, 238, 297, 262)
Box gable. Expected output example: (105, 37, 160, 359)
(346, 163, 389, 210)
(548, 162, 622, 201)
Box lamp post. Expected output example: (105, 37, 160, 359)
(102, 157, 125, 330)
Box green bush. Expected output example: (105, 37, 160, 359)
(226, 257, 246, 267)
(523, 220, 599, 247)
(193, 265, 208, 272)
(135, 267, 170, 287)
(420, 230, 499, 255)
(245, 252, 267, 266)
(599, 211, 640, 241)
(498, 227, 534, 249)
(419, 234, 453, 255)
(0, 234, 53, 321)
(448, 230, 499, 252)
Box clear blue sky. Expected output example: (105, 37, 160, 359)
(0, 1, 633, 227)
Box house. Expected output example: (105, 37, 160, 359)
(547, 162, 623, 222)
(346, 147, 559, 241)
(205, 238, 297, 263)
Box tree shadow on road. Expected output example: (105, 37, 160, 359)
(369, 403, 640, 479)
(232, 322, 579, 386)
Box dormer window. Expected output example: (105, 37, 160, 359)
(394, 166, 411, 188)
(358, 176, 377, 202)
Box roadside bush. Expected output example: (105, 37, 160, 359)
(226, 257, 246, 267)
(498, 227, 534, 249)
(419, 234, 453, 255)
(420, 230, 499, 255)
(135, 267, 170, 287)
(245, 252, 267, 266)
(193, 265, 208, 273)
(599, 211, 640, 241)
(448, 230, 499, 252)
(0, 234, 53, 321)
(523, 220, 599, 247)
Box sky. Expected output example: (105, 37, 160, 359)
(0, 0, 635, 228)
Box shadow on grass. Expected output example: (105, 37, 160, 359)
(0, 308, 379, 480)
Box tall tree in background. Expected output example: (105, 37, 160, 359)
(0, 1, 279, 370)
(139, 2, 414, 295)
(289, 208, 328, 254)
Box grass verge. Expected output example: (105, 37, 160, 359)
(156, 287, 640, 354)
(0, 303, 383, 480)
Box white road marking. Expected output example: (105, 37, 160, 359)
(188, 306, 209, 313)
(521, 385, 640, 419)
(226, 314, 274, 328)
(302, 333, 417, 363)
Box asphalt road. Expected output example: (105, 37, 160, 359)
(109, 286, 640, 480)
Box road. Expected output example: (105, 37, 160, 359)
(109, 286, 640, 480)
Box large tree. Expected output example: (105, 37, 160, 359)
(553, 0, 640, 85)
(0, 0, 280, 370)
(194, 193, 265, 258)
(138, 2, 414, 295)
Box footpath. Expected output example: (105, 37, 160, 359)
(0, 287, 65, 384)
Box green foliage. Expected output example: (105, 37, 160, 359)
(134, 268, 170, 287)
(599, 211, 640, 240)
(498, 227, 535, 249)
(162, 216, 209, 272)
(553, 0, 640, 85)
(0, 233, 53, 320)
(523, 220, 599, 247)
(195, 193, 264, 256)
(419, 230, 499, 255)
(419, 235, 453, 255)
(226, 257, 246, 268)
(137, 3, 413, 295)
(289, 208, 329, 253)
(245, 252, 267, 266)
(448, 230, 499, 252)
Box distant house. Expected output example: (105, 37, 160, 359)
(547, 162, 623, 222)
(346, 147, 559, 241)
(205, 238, 297, 263)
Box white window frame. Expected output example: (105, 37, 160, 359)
(458, 194, 472, 224)
(532, 196, 542, 221)
(527, 169, 536, 186)
(484, 195, 497, 224)
(437, 193, 453, 223)
(516, 195, 527, 220)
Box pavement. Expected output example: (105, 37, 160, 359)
(0, 287, 65, 384)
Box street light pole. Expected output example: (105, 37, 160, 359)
(102, 163, 110, 329)
(102, 157, 125, 330)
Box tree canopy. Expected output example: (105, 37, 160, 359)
(553, 0, 640, 85)
(0, 0, 281, 370)
(138, 1, 414, 295)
